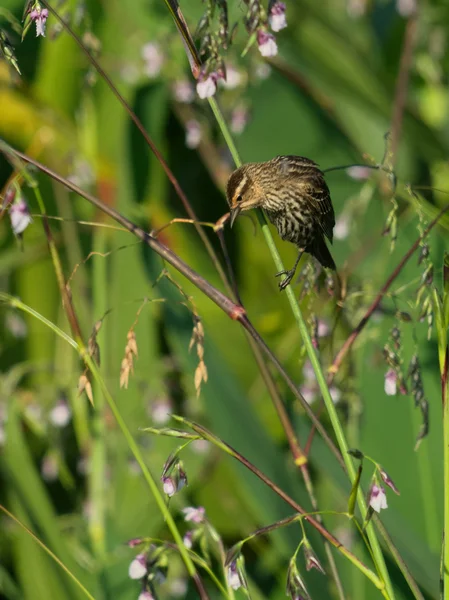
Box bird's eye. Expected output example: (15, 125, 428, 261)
(236, 195, 243, 202)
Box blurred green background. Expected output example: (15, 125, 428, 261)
(0, 0, 448, 598)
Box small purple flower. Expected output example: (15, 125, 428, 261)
(183, 531, 193, 549)
(384, 369, 397, 396)
(30, 6, 49, 37)
(334, 213, 350, 240)
(231, 106, 249, 135)
(185, 120, 202, 149)
(182, 506, 205, 523)
(317, 319, 330, 338)
(346, 165, 372, 180)
(300, 383, 316, 405)
(162, 469, 187, 497)
(196, 72, 218, 99)
(227, 560, 242, 591)
(141, 42, 164, 78)
(10, 196, 32, 236)
(220, 66, 243, 90)
(269, 2, 287, 32)
(128, 553, 147, 580)
(173, 80, 195, 103)
(257, 30, 278, 57)
(49, 399, 72, 428)
(369, 484, 388, 513)
(127, 538, 143, 548)
(138, 591, 154, 600)
(148, 397, 172, 424)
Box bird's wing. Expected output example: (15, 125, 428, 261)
(301, 180, 335, 242)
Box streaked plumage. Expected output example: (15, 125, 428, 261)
(226, 155, 336, 289)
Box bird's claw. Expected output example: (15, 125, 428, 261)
(275, 269, 294, 291)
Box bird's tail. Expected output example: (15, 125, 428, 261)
(309, 237, 336, 270)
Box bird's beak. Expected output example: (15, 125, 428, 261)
(229, 205, 242, 228)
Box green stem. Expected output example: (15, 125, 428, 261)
(88, 226, 108, 557)
(442, 348, 449, 597)
(207, 96, 395, 599)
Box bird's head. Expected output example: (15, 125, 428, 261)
(226, 165, 264, 227)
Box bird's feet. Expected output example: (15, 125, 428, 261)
(275, 268, 295, 291)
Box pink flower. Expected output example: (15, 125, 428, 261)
(128, 553, 147, 579)
(231, 107, 249, 135)
(227, 560, 242, 591)
(220, 66, 243, 89)
(10, 196, 32, 235)
(141, 42, 164, 78)
(185, 120, 202, 149)
(369, 484, 388, 513)
(334, 213, 350, 240)
(257, 30, 278, 57)
(49, 399, 72, 428)
(183, 531, 193, 549)
(30, 6, 49, 37)
(196, 72, 218, 99)
(138, 591, 154, 600)
(384, 369, 397, 396)
(269, 2, 287, 32)
(346, 166, 372, 180)
(182, 506, 205, 523)
(173, 80, 195, 103)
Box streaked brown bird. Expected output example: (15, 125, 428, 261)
(226, 155, 336, 290)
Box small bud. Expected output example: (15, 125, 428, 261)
(183, 531, 193, 549)
(303, 540, 325, 574)
(418, 244, 429, 265)
(286, 556, 310, 600)
(347, 448, 364, 460)
(173, 80, 195, 103)
(346, 165, 372, 180)
(379, 468, 400, 495)
(10, 195, 32, 236)
(182, 506, 205, 523)
(269, 2, 287, 32)
(185, 120, 202, 149)
(128, 553, 147, 579)
(196, 72, 218, 99)
(368, 484, 388, 513)
(384, 369, 397, 396)
(226, 560, 243, 591)
(141, 42, 164, 78)
(257, 30, 278, 57)
(127, 538, 143, 548)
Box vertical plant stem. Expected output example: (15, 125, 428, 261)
(88, 226, 108, 557)
(442, 347, 449, 596)
(207, 96, 395, 599)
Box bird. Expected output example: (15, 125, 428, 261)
(226, 155, 336, 290)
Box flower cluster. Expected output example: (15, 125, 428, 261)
(194, 0, 287, 99)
